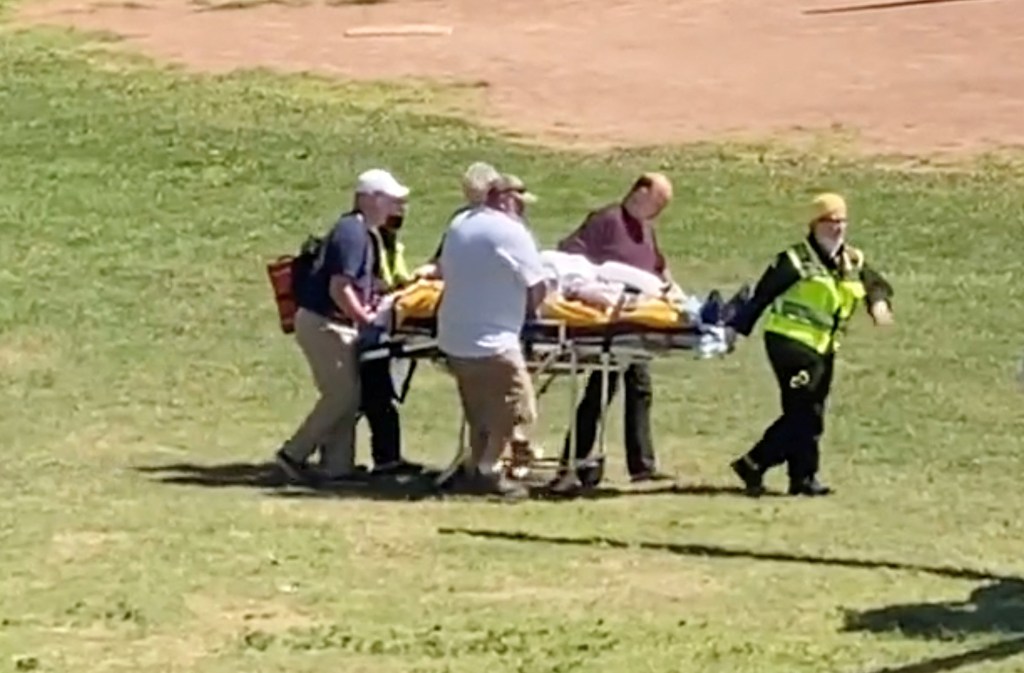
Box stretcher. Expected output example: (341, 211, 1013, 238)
(360, 279, 738, 491)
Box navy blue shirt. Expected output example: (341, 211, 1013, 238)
(298, 211, 376, 320)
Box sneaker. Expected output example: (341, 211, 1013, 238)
(630, 470, 674, 484)
(492, 475, 529, 500)
(546, 469, 583, 494)
(506, 440, 539, 479)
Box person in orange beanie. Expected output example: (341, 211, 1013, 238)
(726, 193, 894, 496)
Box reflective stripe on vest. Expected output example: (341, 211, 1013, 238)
(763, 241, 866, 354)
(369, 228, 410, 289)
(390, 241, 410, 285)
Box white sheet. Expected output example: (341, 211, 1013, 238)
(540, 250, 666, 297)
(539, 250, 694, 313)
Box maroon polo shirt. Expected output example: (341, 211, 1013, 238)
(557, 203, 666, 276)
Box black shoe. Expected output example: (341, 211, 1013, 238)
(275, 449, 314, 485)
(577, 455, 606, 488)
(722, 283, 752, 325)
(700, 290, 725, 325)
(788, 476, 832, 496)
(317, 465, 370, 487)
(731, 457, 765, 496)
(550, 455, 605, 489)
(630, 469, 674, 483)
(372, 460, 424, 477)
(465, 471, 529, 500)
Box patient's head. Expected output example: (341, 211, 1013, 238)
(624, 172, 673, 221)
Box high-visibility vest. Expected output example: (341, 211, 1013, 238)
(763, 241, 867, 354)
(369, 227, 411, 290)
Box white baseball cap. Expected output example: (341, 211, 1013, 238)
(355, 168, 410, 199)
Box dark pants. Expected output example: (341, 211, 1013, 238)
(359, 358, 402, 466)
(560, 363, 657, 479)
(745, 333, 834, 483)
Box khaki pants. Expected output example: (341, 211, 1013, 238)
(282, 307, 361, 476)
(446, 350, 537, 475)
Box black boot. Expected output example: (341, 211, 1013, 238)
(788, 475, 832, 497)
(730, 456, 765, 497)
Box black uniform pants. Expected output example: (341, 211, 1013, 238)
(746, 333, 834, 483)
(359, 358, 402, 466)
(560, 363, 657, 478)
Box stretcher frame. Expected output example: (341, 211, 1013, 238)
(361, 316, 718, 492)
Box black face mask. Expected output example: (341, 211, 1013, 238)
(384, 214, 404, 231)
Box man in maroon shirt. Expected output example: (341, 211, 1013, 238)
(554, 172, 677, 487)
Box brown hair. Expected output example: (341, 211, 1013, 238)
(629, 175, 654, 193)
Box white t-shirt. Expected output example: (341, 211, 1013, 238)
(437, 207, 546, 359)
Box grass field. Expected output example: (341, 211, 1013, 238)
(3, 17, 1024, 673)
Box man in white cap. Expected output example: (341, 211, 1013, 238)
(275, 168, 410, 485)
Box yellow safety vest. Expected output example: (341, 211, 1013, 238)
(369, 228, 411, 290)
(763, 241, 867, 354)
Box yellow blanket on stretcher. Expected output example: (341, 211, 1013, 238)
(391, 279, 690, 330)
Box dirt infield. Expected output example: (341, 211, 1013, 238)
(16, 0, 1024, 155)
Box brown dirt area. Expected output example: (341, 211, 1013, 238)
(15, 0, 1024, 156)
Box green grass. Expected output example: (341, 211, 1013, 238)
(3, 22, 1024, 673)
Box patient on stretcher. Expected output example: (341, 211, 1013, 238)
(373, 250, 749, 336)
(540, 250, 684, 312)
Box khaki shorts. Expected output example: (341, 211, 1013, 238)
(445, 350, 536, 469)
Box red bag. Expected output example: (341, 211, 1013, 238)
(267, 255, 297, 334)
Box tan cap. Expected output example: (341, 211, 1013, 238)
(502, 174, 538, 203)
(488, 173, 538, 202)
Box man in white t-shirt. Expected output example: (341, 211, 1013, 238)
(437, 175, 549, 498)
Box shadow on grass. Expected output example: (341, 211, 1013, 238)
(135, 461, 439, 501)
(436, 527, 1019, 583)
(856, 636, 1024, 673)
(438, 527, 1024, 673)
(134, 461, 703, 502)
(845, 579, 1024, 673)
(845, 579, 1024, 640)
